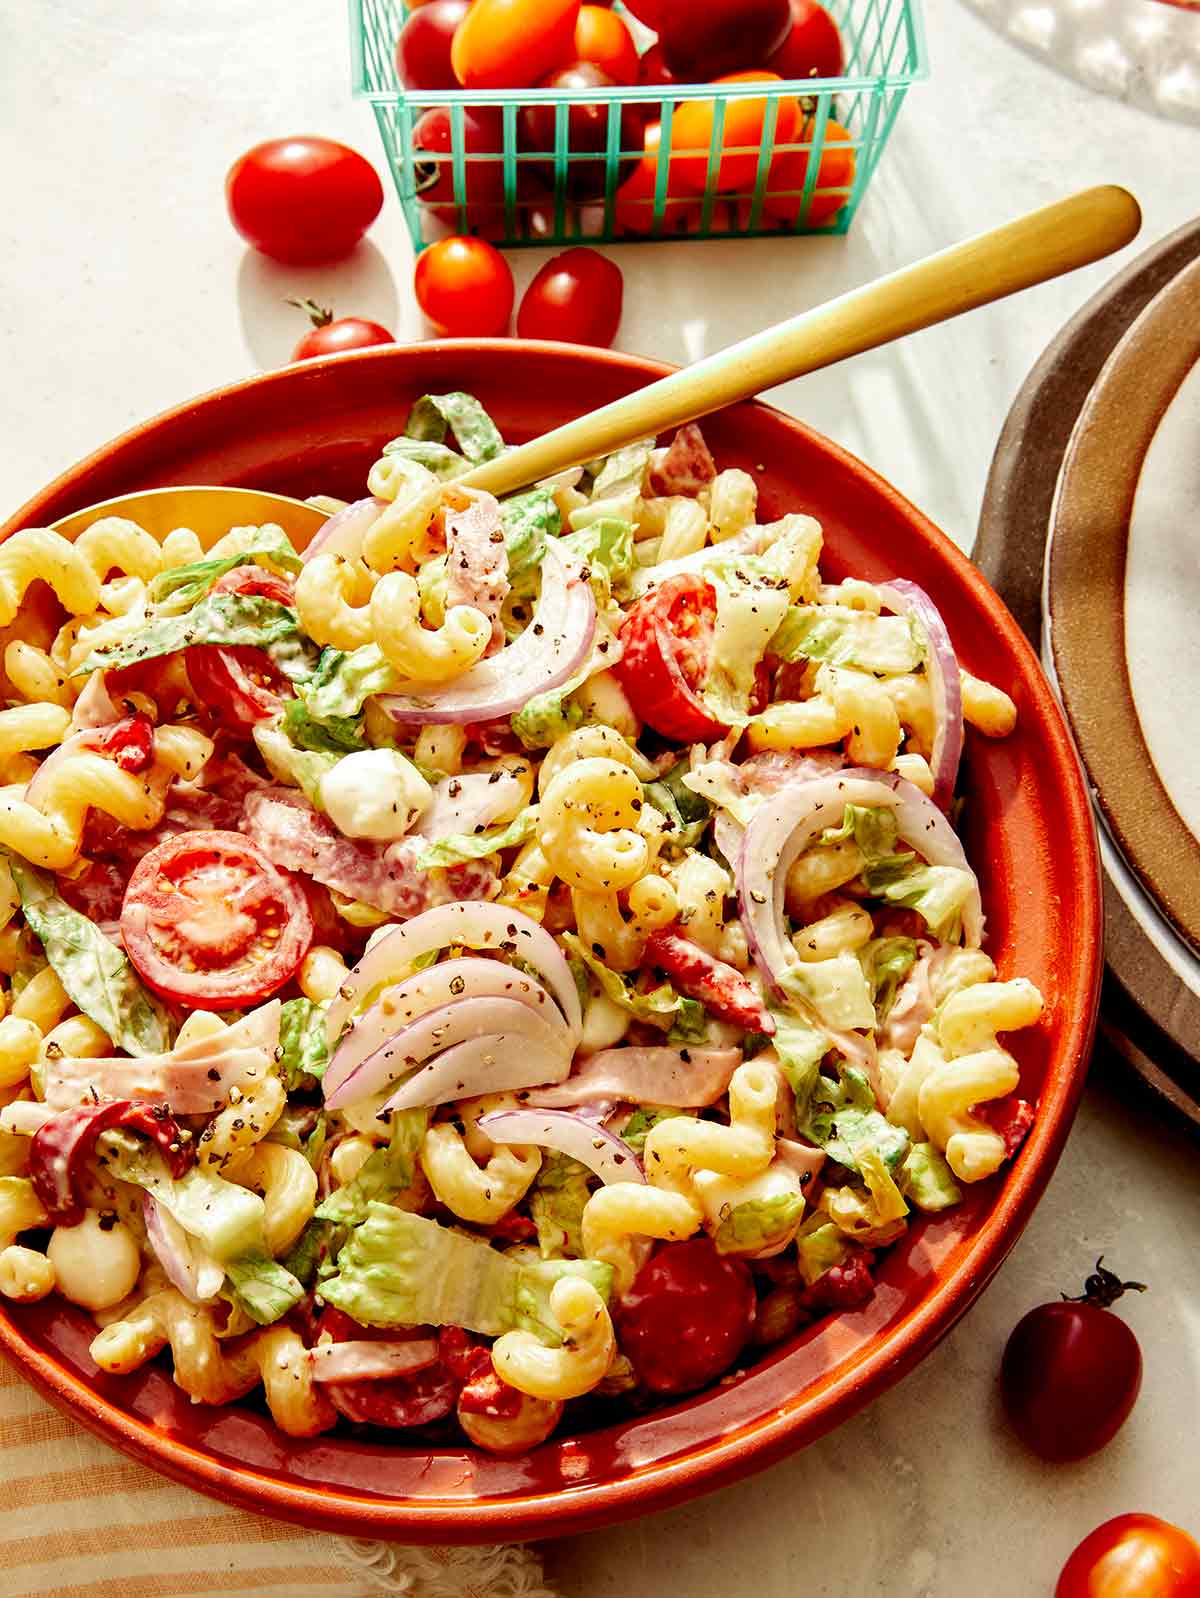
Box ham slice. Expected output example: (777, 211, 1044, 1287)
(444, 489, 509, 654)
(523, 1045, 741, 1109)
(648, 423, 717, 497)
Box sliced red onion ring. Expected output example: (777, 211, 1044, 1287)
(377, 544, 595, 726)
(479, 1108, 644, 1184)
(875, 579, 964, 808)
(310, 1338, 440, 1383)
(323, 957, 569, 1102)
(382, 1036, 568, 1113)
(737, 768, 984, 1002)
(300, 496, 385, 565)
(325, 996, 569, 1111)
(324, 902, 581, 1049)
(415, 770, 528, 843)
(523, 1046, 742, 1109)
(142, 1193, 225, 1304)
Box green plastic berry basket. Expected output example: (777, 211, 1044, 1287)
(349, 0, 927, 250)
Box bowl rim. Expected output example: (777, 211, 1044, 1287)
(0, 340, 1103, 1542)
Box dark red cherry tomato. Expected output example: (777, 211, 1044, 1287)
(767, 0, 845, 80)
(656, 0, 792, 80)
(412, 104, 508, 236)
(1057, 1516, 1200, 1598)
(394, 0, 471, 90)
(615, 573, 728, 742)
(519, 61, 644, 198)
(517, 247, 623, 347)
(225, 137, 383, 265)
(621, 0, 663, 24)
(616, 1239, 755, 1394)
(1001, 1258, 1146, 1463)
(637, 43, 678, 86)
(288, 298, 393, 361)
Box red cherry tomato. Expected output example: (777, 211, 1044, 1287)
(414, 236, 515, 336)
(615, 573, 728, 741)
(451, 0, 580, 89)
(394, 0, 471, 90)
(1001, 1258, 1145, 1463)
(574, 4, 639, 82)
(317, 1308, 460, 1429)
(413, 105, 508, 237)
(211, 565, 294, 604)
(120, 831, 312, 1009)
(739, 117, 855, 228)
(519, 62, 644, 198)
(670, 72, 799, 195)
(188, 565, 297, 729)
(656, 0, 791, 80)
(621, 0, 663, 24)
(767, 0, 845, 80)
(614, 122, 704, 237)
(288, 299, 393, 362)
(225, 137, 383, 265)
(1057, 1516, 1200, 1598)
(616, 1240, 756, 1394)
(637, 42, 678, 86)
(517, 247, 624, 347)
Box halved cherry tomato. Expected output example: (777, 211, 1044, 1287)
(318, 1307, 460, 1428)
(739, 117, 856, 229)
(451, 0, 579, 89)
(394, 0, 471, 90)
(225, 137, 383, 265)
(656, 0, 792, 79)
(414, 235, 515, 336)
(574, 4, 639, 82)
(288, 299, 393, 361)
(121, 830, 312, 1009)
(211, 565, 295, 605)
(1057, 1515, 1200, 1598)
(616, 1239, 756, 1394)
(614, 573, 728, 742)
(614, 123, 704, 238)
(517, 247, 624, 347)
(187, 564, 297, 728)
(670, 73, 800, 195)
(767, 0, 845, 80)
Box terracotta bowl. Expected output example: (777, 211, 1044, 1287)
(0, 342, 1102, 1543)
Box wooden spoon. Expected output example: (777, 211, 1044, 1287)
(461, 185, 1141, 499)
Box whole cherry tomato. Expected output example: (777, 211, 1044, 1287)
(412, 104, 508, 236)
(451, 0, 580, 89)
(614, 122, 704, 237)
(574, 4, 639, 82)
(1001, 1258, 1146, 1463)
(738, 117, 855, 228)
(657, 0, 792, 80)
(670, 72, 799, 195)
(394, 0, 471, 90)
(225, 137, 383, 264)
(1057, 1516, 1200, 1598)
(414, 236, 515, 336)
(615, 573, 729, 740)
(519, 61, 643, 198)
(767, 0, 845, 80)
(288, 298, 393, 361)
(616, 1240, 756, 1395)
(517, 247, 624, 347)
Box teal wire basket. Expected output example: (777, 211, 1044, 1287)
(350, 0, 927, 250)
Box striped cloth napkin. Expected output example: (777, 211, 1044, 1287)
(0, 1356, 559, 1598)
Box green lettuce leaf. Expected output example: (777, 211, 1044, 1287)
(416, 808, 537, 870)
(863, 855, 975, 943)
(278, 997, 330, 1089)
(859, 936, 919, 1022)
(282, 692, 368, 755)
(667, 997, 709, 1044)
(148, 526, 301, 614)
(77, 591, 318, 681)
(712, 1188, 806, 1256)
(802, 1065, 910, 1175)
(502, 487, 559, 580)
(511, 683, 584, 750)
(570, 440, 653, 529)
(770, 1011, 831, 1119)
(281, 1217, 338, 1287)
(9, 858, 170, 1056)
(314, 1109, 429, 1226)
(563, 933, 689, 1030)
(224, 1250, 307, 1324)
(529, 1153, 592, 1259)
(768, 605, 923, 674)
(253, 723, 339, 808)
(405, 392, 506, 463)
(643, 759, 712, 852)
(559, 517, 635, 602)
(794, 1212, 851, 1286)
(381, 435, 465, 478)
(299, 644, 398, 723)
(900, 1141, 963, 1212)
(820, 802, 901, 867)
(620, 1106, 689, 1155)
(704, 564, 790, 726)
(780, 951, 876, 1032)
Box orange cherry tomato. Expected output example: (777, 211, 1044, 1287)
(736, 117, 855, 228)
(1057, 1515, 1200, 1598)
(414, 236, 515, 336)
(451, 0, 579, 89)
(669, 72, 799, 195)
(614, 123, 705, 237)
(574, 4, 639, 83)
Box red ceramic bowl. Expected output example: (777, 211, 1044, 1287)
(0, 342, 1102, 1543)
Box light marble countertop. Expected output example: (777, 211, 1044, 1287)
(3, 2, 1200, 1593)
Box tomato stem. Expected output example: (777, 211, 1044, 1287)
(287, 297, 333, 328)
(1062, 1256, 1148, 1310)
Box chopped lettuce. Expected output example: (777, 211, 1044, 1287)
(253, 723, 339, 808)
(502, 487, 559, 581)
(10, 858, 170, 1056)
(620, 1105, 689, 1156)
(667, 997, 709, 1044)
(803, 1064, 910, 1175)
(770, 1011, 831, 1119)
(559, 516, 635, 603)
(768, 605, 923, 674)
(404, 392, 505, 463)
(900, 1141, 963, 1212)
(643, 759, 712, 852)
(529, 1153, 592, 1259)
(704, 563, 790, 726)
(864, 856, 975, 944)
(314, 1109, 429, 1226)
(290, 645, 397, 737)
(319, 1202, 612, 1344)
(563, 933, 691, 1030)
(860, 936, 919, 1022)
(511, 678, 584, 750)
(77, 591, 317, 681)
(416, 807, 537, 870)
(820, 802, 900, 867)
(570, 440, 652, 528)
(281, 1217, 337, 1287)
(283, 691, 368, 755)
(278, 997, 330, 1089)
(224, 1250, 308, 1325)
(381, 435, 465, 478)
(148, 526, 301, 614)
(712, 1188, 806, 1256)
(794, 1212, 851, 1286)
(781, 951, 876, 1032)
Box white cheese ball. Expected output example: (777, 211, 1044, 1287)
(320, 749, 432, 842)
(48, 1209, 141, 1311)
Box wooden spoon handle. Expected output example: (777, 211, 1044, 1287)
(461, 185, 1141, 498)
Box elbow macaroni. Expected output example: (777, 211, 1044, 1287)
(370, 571, 490, 682)
(295, 552, 374, 650)
(419, 1123, 541, 1224)
(540, 758, 650, 893)
(492, 1276, 616, 1401)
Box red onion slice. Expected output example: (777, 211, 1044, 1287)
(142, 1193, 225, 1304)
(875, 579, 964, 808)
(310, 1338, 440, 1383)
(300, 496, 385, 565)
(377, 544, 595, 726)
(737, 767, 984, 1002)
(382, 1035, 569, 1112)
(415, 770, 529, 843)
(324, 996, 570, 1111)
(479, 1109, 644, 1184)
(325, 902, 581, 1049)
(523, 1046, 742, 1109)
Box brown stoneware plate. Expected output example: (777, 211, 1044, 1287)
(0, 342, 1103, 1543)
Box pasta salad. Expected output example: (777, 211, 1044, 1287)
(0, 394, 1043, 1455)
